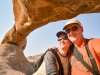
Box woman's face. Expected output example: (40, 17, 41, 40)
(58, 34, 72, 49)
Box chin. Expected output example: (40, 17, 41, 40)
(69, 38, 76, 42)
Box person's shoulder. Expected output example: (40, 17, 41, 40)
(89, 38, 100, 41)
(45, 50, 58, 57)
(88, 38, 100, 44)
(45, 50, 53, 55)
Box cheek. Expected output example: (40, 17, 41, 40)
(67, 34, 70, 38)
(65, 40, 72, 45)
(68, 37, 75, 42)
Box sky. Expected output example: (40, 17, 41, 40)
(0, 1, 100, 57)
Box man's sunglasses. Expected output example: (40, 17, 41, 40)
(58, 36, 68, 41)
(65, 26, 80, 33)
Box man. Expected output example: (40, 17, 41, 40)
(63, 18, 100, 75)
(44, 31, 72, 75)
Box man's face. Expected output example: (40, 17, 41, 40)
(58, 34, 72, 49)
(64, 24, 83, 43)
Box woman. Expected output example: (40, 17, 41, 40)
(44, 31, 73, 75)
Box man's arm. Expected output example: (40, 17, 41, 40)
(91, 38, 100, 57)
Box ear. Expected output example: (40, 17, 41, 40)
(81, 27, 84, 32)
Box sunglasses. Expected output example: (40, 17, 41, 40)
(65, 26, 80, 33)
(58, 36, 68, 41)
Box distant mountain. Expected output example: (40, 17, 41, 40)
(26, 53, 44, 62)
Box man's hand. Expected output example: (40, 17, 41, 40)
(48, 46, 58, 50)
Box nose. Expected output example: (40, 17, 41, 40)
(68, 29, 74, 34)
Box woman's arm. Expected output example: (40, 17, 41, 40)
(44, 51, 59, 75)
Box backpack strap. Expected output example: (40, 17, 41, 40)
(86, 39, 99, 74)
(73, 39, 99, 75)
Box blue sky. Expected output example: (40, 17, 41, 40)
(0, 1, 100, 57)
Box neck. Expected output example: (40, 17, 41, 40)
(59, 47, 69, 57)
(73, 37, 86, 47)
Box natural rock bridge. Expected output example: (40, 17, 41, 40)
(0, 0, 100, 75)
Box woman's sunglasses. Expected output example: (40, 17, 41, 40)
(65, 26, 80, 33)
(58, 36, 68, 41)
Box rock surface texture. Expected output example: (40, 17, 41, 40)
(0, 0, 100, 75)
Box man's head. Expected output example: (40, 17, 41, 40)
(56, 31, 72, 49)
(63, 18, 82, 30)
(63, 18, 84, 43)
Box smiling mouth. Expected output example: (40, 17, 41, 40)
(70, 35, 76, 37)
